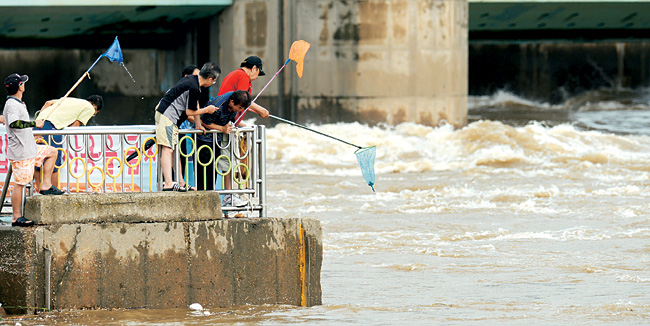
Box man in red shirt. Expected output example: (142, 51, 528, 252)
(218, 56, 270, 120)
(216, 56, 269, 203)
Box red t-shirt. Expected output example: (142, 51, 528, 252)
(218, 69, 252, 96)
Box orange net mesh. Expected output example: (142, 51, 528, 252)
(288, 40, 311, 78)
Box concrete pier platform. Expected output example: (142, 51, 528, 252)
(0, 193, 322, 314)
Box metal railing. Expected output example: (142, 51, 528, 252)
(0, 125, 267, 218)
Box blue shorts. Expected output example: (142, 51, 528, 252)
(34, 120, 63, 172)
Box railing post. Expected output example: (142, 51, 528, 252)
(258, 125, 267, 218)
(156, 139, 162, 192)
(0, 126, 267, 216)
(101, 134, 107, 192)
(0, 165, 12, 208)
(174, 133, 180, 186)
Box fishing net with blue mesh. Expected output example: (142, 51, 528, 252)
(355, 146, 376, 192)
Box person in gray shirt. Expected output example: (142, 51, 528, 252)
(3, 73, 63, 227)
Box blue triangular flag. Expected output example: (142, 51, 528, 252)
(102, 36, 123, 64)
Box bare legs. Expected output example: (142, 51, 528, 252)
(12, 145, 58, 222)
(161, 145, 174, 189)
(160, 145, 189, 189)
(39, 146, 57, 191)
(11, 183, 24, 222)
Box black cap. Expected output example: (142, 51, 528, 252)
(242, 56, 265, 76)
(4, 73, 28, 94)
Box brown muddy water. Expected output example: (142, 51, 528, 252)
(4, 89, 650, 325)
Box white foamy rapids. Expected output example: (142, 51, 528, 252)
(468, 88, 650, 112)
(323, 226, 642, 259)
(264, 120, 650, 175)
(469, 90, 556, 110)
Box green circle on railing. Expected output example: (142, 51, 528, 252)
(197, 145, 214, 167)
(179, 135, 195, 157)
(215, 155, 231, 176)
(233, 163, 250, 185)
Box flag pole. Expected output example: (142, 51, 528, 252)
(39, 71, 91, 121)
(39, 36, 127, 121)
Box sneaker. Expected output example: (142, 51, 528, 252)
(39, 186, 64, 195)
(222, 195, 232, 207)
(231, 194, 248, 207)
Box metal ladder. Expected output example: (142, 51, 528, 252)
(0, 165, 32, 218)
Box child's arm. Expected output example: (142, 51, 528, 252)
(9, 119, 44, 129)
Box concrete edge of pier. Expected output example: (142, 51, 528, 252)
(24, 192, 224, 225)
(0, 193, 323, 313)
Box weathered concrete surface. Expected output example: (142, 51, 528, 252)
(0, 217, 322, 311)
(0, 0, 468, 128)
(218, 0, 468, 127)
(0, 227, 39, 315)
(25, 192, 223, 225)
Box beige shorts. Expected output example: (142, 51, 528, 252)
(10, 145, 51, 186)
(155, 111, 178, 149)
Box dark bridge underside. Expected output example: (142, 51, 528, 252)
(0, 4, 229, 48)
(470, 1, 650, 41)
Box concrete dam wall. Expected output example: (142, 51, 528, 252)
(0, 0, 468, 128)
(469, 41, 650, 103)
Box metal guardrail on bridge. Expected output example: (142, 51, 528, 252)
(0, 125, 267, 218)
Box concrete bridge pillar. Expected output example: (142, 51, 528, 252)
(218, 0, 468, 127)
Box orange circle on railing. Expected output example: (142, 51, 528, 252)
(87, 166, 105, 191)
(68, 157, 87, 179)
(54, 148, 67, 170)
(106, 157, 123, 179)
(143, 137, 158, 158)
(124, 146, 140, 168)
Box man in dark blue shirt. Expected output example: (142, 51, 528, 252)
(196, 90, 251, 207)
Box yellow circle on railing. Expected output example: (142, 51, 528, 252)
(124, 146, 140, 168)
(69, 157, 87, 179)
(179, 135, 195, 157)
(69, 156, 87, 193)
(215, 155, 231, 176)
(197, 145, 214, 167)
(88, 166, 105, 191)
(55, 148, 67, 169)
(143, 137, 158, 158)
(106, 157, 123, 179)
(233, 163, 250, 186)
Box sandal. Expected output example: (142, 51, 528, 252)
(39, 185, 64, 195)
(162, 183, 186, 192)
(183, 184, 196, 191)
(12, 216, 34, 227)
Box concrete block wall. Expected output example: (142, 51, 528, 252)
(0, 193, 322, 313)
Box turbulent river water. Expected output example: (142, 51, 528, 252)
(5, 88, 650, 325)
